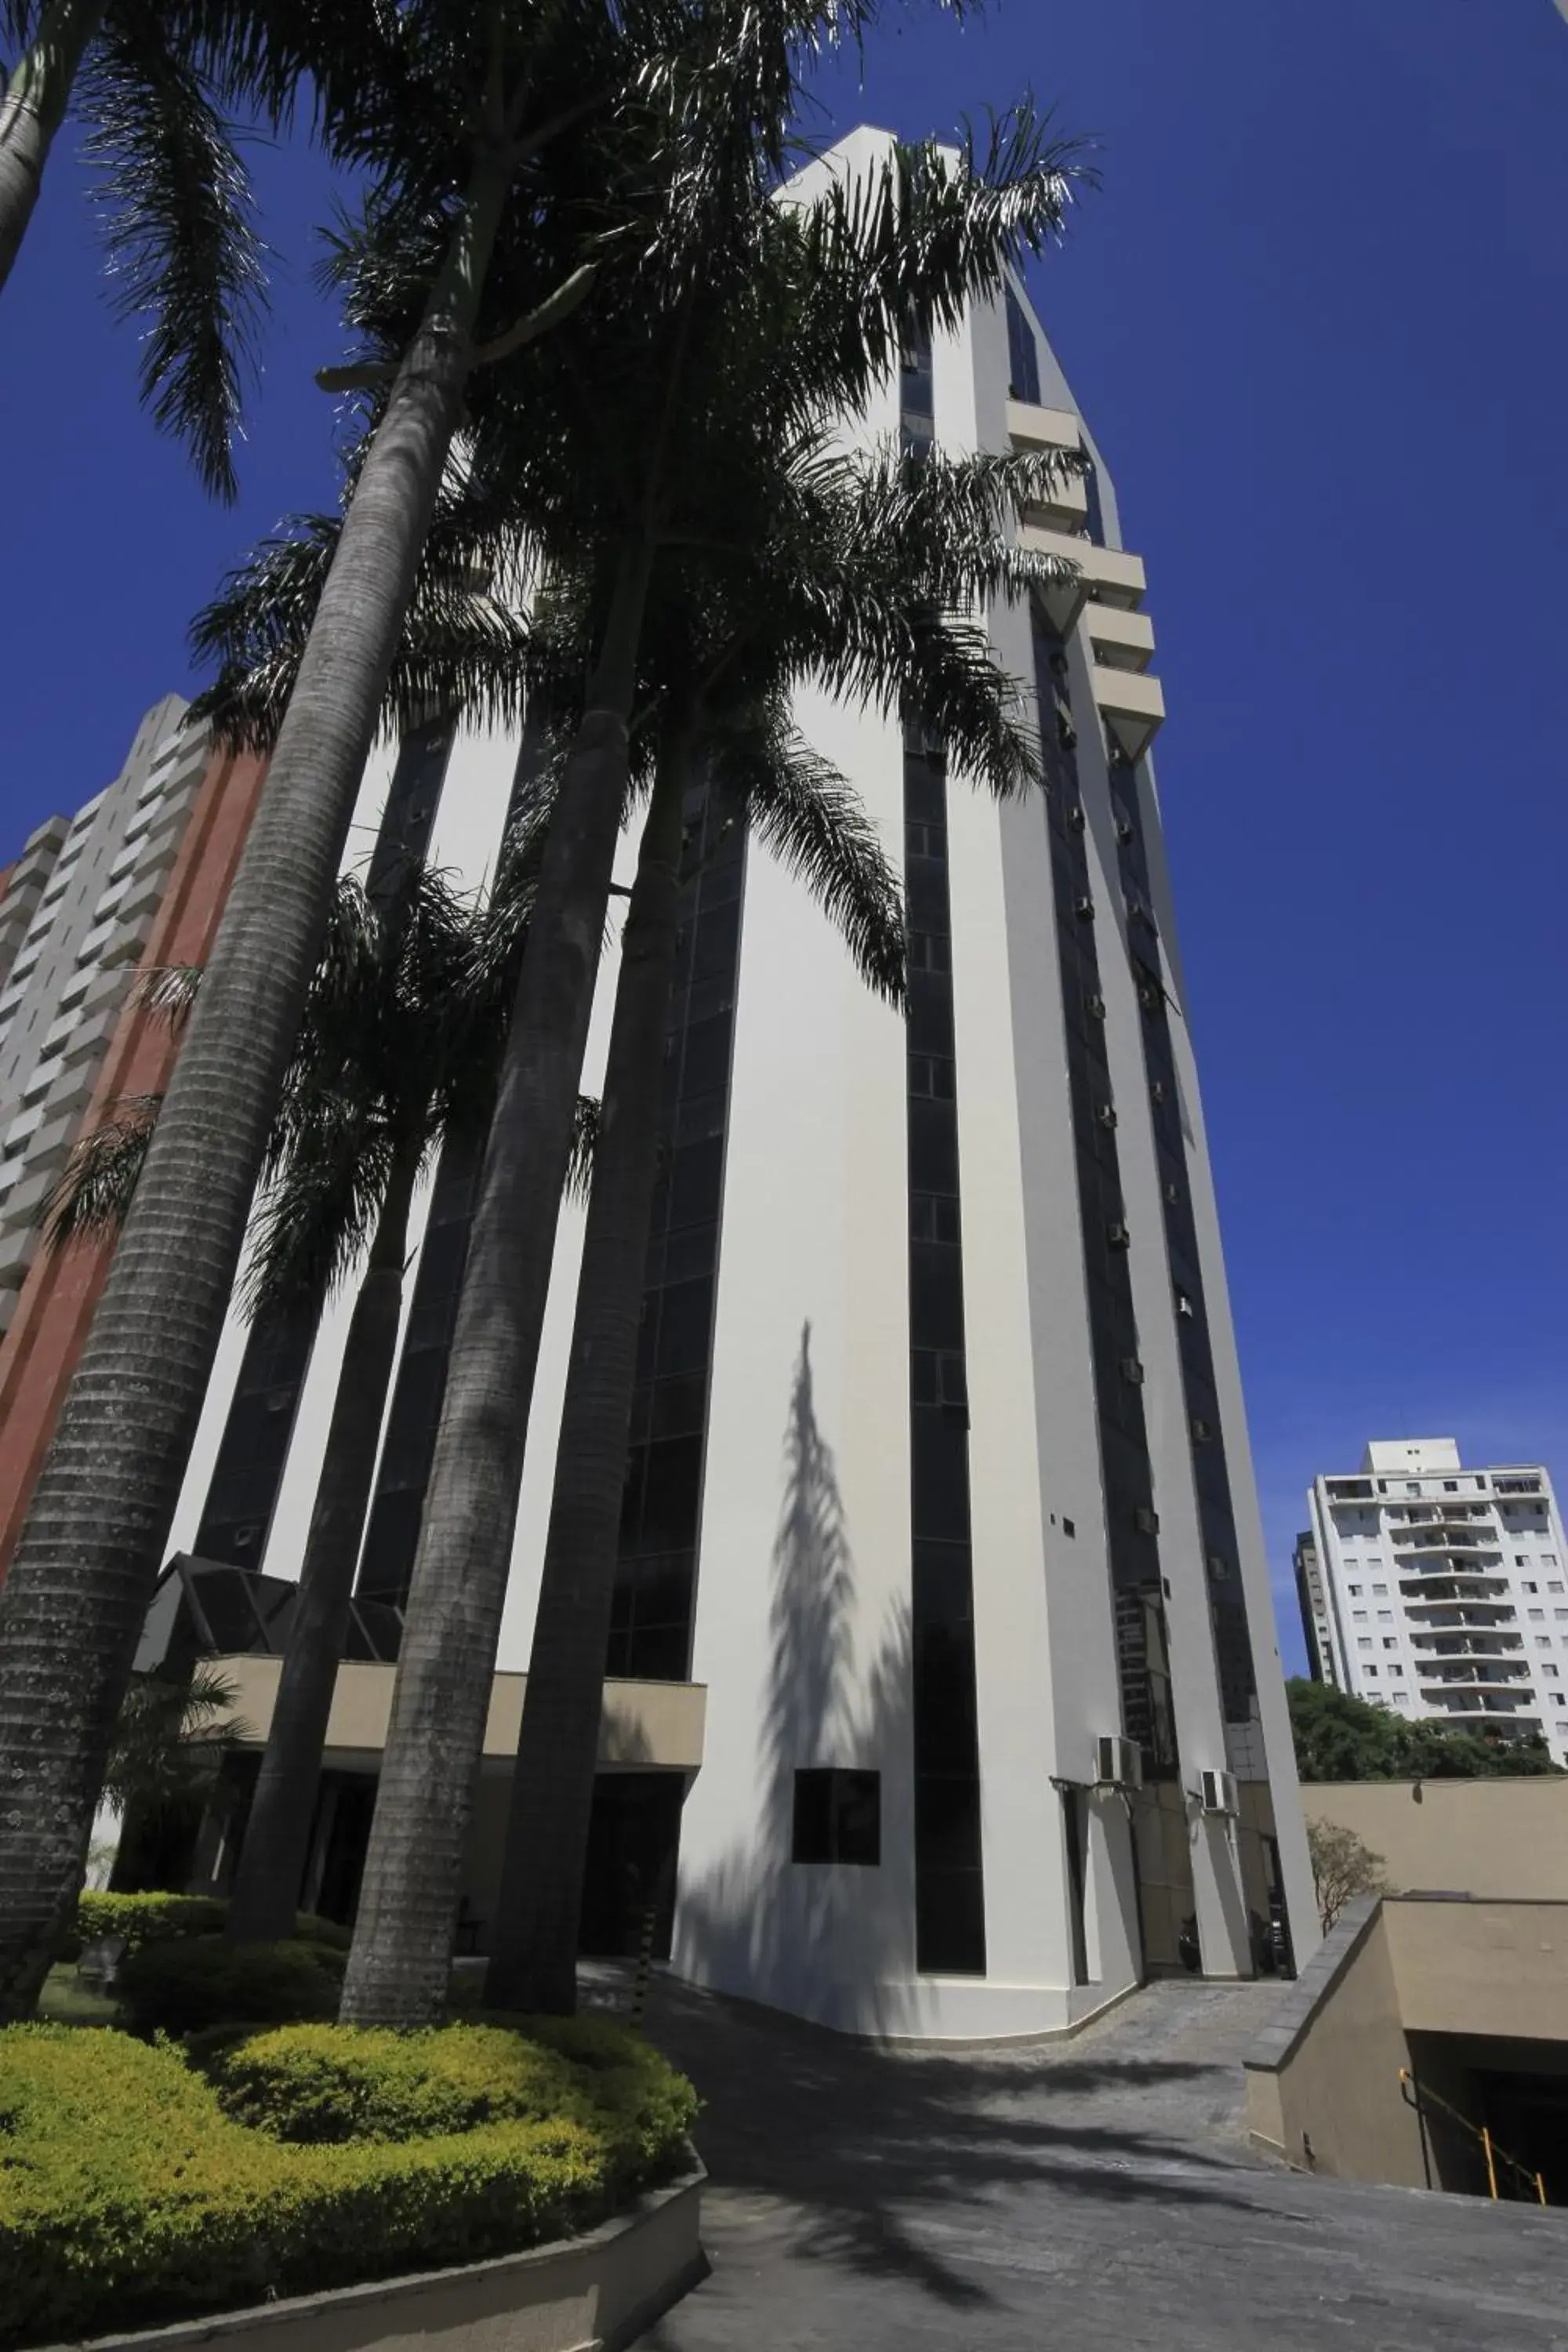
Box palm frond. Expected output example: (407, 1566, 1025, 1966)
(565, 1094, 599, 1205)
(129, 961, 203, 1025)
(37, 1095, 162, 1251)
(713, 717, 906, 1007)
(102, 1662, 245, 1817)
(82, 5, 268, 502)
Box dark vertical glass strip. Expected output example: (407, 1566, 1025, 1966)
(194, 717, 458, 1572)
(906, 729, 986, 1976)
(608, 782, 746, 1680)
(1105, 747, 1258, 1725)
(1031, 614, 1180, 1781)
(901, 321, 986, 1976)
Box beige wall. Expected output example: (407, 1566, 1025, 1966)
(1385, 1898, 1568, 2042)
(215, 1657, 706, 1774)
(1247, 1906, 1427, 2188)
(1247, 1893, 1568, 2190)
(1301, 1777, 1568, 1901)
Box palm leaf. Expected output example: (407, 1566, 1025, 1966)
(82, 0, 268, 501)
(37, 1094, 162, 1250)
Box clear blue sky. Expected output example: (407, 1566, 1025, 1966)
(2, 0, 1566, 1669)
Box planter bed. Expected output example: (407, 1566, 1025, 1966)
(0, 2019, 701, 2352)
(28, 2158, 707, 2352)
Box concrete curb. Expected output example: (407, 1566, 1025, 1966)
(1240, 1896, 1381, 2076)
(38, 2152, 708, 2352)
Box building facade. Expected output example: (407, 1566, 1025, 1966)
(151, 127, 1316, 2035)
(0, 697, 212, 1339)
(1301, 1438, 1568, 1768)
(1294, 1528, 1334, 1685)
(0, 725, 268, 1576)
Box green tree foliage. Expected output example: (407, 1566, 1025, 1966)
(1287, 1677, 1562, 1782)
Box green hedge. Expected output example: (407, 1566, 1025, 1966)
(202, 2019, 695, 2161)
(64, 1892, 350, 1959)
(118, 1936, 345, 2037)
(0, 2021, 698, 2349)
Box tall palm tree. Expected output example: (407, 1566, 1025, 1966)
(0, 0, 691, 2020)
(343, 120, 1088, 2024)
(35, 858, 586, 1947)
(482, 430, 1072, 2013)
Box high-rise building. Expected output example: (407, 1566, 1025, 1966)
(150, 128, 1317, 2034)
(1293, 1527, 1335, 1685)
(1301, 1438, 1568, 1768)
(0, 697, 212, 1335)
(0, 708, 268, 1576)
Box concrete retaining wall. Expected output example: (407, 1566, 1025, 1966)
(43, 2158, 706, 2352)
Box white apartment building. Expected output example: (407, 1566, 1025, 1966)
(1303, 1438, 1568, 1768)
(0, 696, 211, 1334)
(146, 128, 1317, 2036)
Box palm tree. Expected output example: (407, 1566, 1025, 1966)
(36, 858, 579, 1947)
(343, 119, 1087, 2024)
(0, 0, 699, 2020)
(0, 0, 284, 492)
(482, 430, 1070, 2014)
(219, 862, 484, 1944)
(101, 1660, 243, 1823)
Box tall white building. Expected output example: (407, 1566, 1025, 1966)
(1302, 1439, 1568, 1768)
(0, 697, 212, 1336)
(149, 128, 1317, 2036)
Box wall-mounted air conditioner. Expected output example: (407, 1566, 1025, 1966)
(1094, 1734, 1142, 1790)
(1199, 1769, 1239, 1817)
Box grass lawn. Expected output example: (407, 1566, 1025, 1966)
(37, 1963, 120, 2027)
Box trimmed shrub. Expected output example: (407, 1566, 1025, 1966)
(0, 2022, 697, 2349)
(64, 1893, 349, 1962)
(118, 1936, 343, 2038)
(203, 2023, 590, 2143)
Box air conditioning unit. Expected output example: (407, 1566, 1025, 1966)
(1083, 991, 1106, 1021)
(1074, 895, 1095, 923)
(1199, 1769, 1239, 1817)
(1120, 1355, 1145, 1385)
(1105, 1220, 1131, 1250)
(1206, 1551, 1231, 1583)
(1094, 1735, 1143, 1790)
(1097, 1100, 1119, 1129)
(1134, 1504, 1160, 1536)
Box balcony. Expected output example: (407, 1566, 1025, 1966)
(1399, 1571, 1508, 1595)
(1085, 604, 1156, 675)
(1092, 664, 1166, 760)
(1017, 520, 1145, 632)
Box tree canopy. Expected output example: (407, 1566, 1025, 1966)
(1287, 1677, 1562, 1782)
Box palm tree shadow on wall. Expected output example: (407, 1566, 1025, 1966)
(676, 1323, 915, 2033)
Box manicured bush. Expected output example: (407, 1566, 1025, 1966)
(63, 1891, 349, 1961)
(118, 1936, 344, 2037)
(203, 2022, 590, 2143)
(0, 2021, 697, 2349)
(201, 2018, 696, 2169)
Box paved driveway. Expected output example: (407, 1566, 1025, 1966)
(612, 1972, 1567, 2352)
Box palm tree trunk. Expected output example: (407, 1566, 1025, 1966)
(0, 147, 510, 2024)
(224, 1142, 420, 1945)
(485, 729, 691, 2015)
(339, 534, 655, 2026)
(0, 0, 104, 294)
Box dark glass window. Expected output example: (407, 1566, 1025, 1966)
(1004, 284, 1042, 405)
(791, 1769, 881, 1866)
(1062, 1787, 1091, 1984)
(902, 709, 985, 1976)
